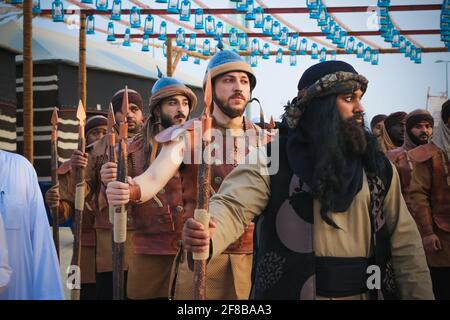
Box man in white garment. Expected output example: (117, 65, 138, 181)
(0, 150, 63, 300)
(0, 212, 12, 294)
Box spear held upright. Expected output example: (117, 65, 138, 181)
(50, 107, 60, 259)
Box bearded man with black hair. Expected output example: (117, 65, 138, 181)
(182, 60, 434, 300)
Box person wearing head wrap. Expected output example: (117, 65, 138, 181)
(378, 111, 407, 153)
(110, 88, 145, 136)
(44, 113, 108, 300)
(106, 49, 273, 300)
(99, 75, 197, 300)
(179, 60, 433, 300)
(387, 109, 433, 208)
(370, 114, 387, 138)
(409, 100, 450, 300)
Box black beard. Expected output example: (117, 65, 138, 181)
(408, 131, 429, 146)
(339, 116, 368, 158)
(214, 96, 247, 118)
(160, 112, 186, 129)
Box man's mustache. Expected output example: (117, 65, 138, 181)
(228, 93, 246, 101)
(174, 113, 187, 120)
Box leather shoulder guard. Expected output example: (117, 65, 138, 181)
(386, 147, 405, 162)
(408, 143, 438, 163)
(155, 118, 198, 143)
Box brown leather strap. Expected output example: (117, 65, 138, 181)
(129, 183, 142, 202)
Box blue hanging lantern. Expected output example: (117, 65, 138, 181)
(262, 43, 270, 59)
(236, 0, 248, 12)
(377, 0, 390, 7)
(81, 0, 93, 3)
(180, 0, 191, 21)
(364, 47, 372, 62)
(345, 36, 355, 53)
(107, 22, 115, 41)
(158, 21, 167, 41)
(327, 23, 336, 40)
(321, 20, 331, 34)
(167, 0, 179, 14)
(32, 0, 41, 14)
(194, 50, 201, 65)
(130, 6, 141, 28)
(245, 0, 255, 20)
(356, 42, 364, 58)
(318, 6, 328, 26)
(415, 49, 422, 64)
(123, 28, 131, 46)
(250, 53, 258, 67)
(96, 0, 108, 11)
(309, 6, 320, 20)
(298, 38, 307, 55)
(111, 0, 122, 20)
(410, 46, 417, 61)
(142, 35, 150, 52)
(11, 0, 23, 4)
(251, 38, 260, 55)
(272, 21, 281, 40)
(319, 48, 327, 62)
(337, 31, 347, 49)
(306, 0, 319, 10)
(371, 51, 379, 65)
(405, 41, 412, 57)
(52, 0, 64, 22)
(163, 42, 167, 57)
(215, 21, 224, 40)
(289, 51, 297, 66)
(398, 36, 406, 53)
(238, 33, 248, 50)
(276, 48, 283, 63)
(392, 30, 400, 47)
(195, 9, 204, 29)
(203, 39, 211, 56)
(188, 34, 196, 51)
(181, 52, 189, 61)
(311, 43, 319, 59)
(279, 27, 289, 46)
(156, 0, 168, 2)
(205, 16, 216, 35)
(144, 15, 154, 35)
(176, 28, 185, 47)
(332, 26, 341, 44)
(86, 15, 95, 35)
(262, 16, 273, 36)
(330, 51, 337, 61)
(254, 7, 264, 28)
(288, 33, 299, 51)
(229, 28, 238, 46)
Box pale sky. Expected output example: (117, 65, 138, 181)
(16, 0, 450, 123)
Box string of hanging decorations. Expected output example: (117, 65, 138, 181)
(12, 0, 449, 68)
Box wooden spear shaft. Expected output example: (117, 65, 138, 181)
(50, 107, 60, 260)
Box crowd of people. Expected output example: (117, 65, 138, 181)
(0, 49, 448, 300)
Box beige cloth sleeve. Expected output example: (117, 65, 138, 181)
(384, 163, 434, 299)
(209, 147, 271, 259)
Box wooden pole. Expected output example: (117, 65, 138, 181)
(23, 0, 33, 163)
(166, 38, 173, 77)
(79, 13, 87, 109)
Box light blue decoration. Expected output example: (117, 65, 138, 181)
(311, 43, 319, 59)
(414, 49, 422, 64)
(107, 22, 115, 41)
(299, 38, 307, 55)
(96, 0, 108, 11)
(238, 33, 248, 50)
(276, 48, 283, 63)
(337, 31, 347, 49)
(263, 16, 273, 35)
(289, 51, 297, 66)
(245, 0, 255, 20)
(345, 36, 355, 53)
(330, 51, 337, 61)
(279, 27, 289, 46)
(254, 7, 264, 28)
(309, 6, 320, 20)
(318, 6, 328, 26)
(167, 0, 179, 14)
(180, 0, 191, 21)
(111, 0, 121, 20)
(215, 21, 224, 40)
(158, 21, 167, 41)
(176, 28, 185, 47)
(405, 41, 412, 57)
(262, 43, 270, 59)
(142, 35, 150, 52)
(86, 15, 95, 35)
(195, 9, 204, 29)
(250, 53, 258, 67)
(251, 38, 260, 55)
(52, 0, 64, 22)
(188, 34, 196, 51)
(272, 21, 281, 40)
(371, 51, 379, 65)
(377, 0, 390, 7)
(163, 42, 167, 57)
(123, 28, 131, 46)
(289, 33, 299, 51)
(181, 52, 189, 61)
(236, 0, 248, 12)
(194, 51, 201, 65)
(391, 30, 400, 47)
(32, 0, 41, 14)
(81, 0, 93, 3)
(364, 47, 372, 62)
(356, 42, 364, 58)
(156, 0, 168, 2)
(229, 28, 238, 46)
(130, 6, 141, 28)
(398, 36, 406, 53)
(319, 47, 327, 62)
(205, 16, 216, 35)
(144, 15, 154, 35)
(306, 0, 320, 10)
(203, 39, 211, 56)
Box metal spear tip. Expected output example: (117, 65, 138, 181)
(269, 116, 275, 129)
(51, 107, 59, 126)
(76, 100, 86, 127)
(108, 103, 116, 130)
(121, 85, 129, 117)
(203, 72, 212, 116)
